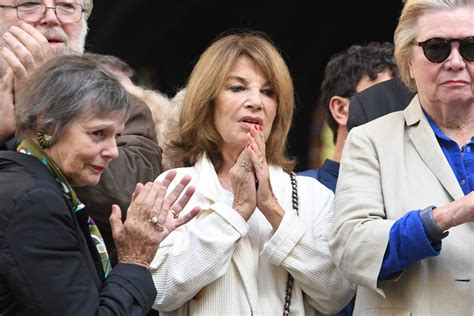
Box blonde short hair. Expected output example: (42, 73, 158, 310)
(394, 0, 472, 91)
(173, 31, 295, 172)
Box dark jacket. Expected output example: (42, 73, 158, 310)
(297, 159, 340, 193)
(0, 151, 157, 315)
(0, 95, 163, 265)
(347, 78, 415, 131)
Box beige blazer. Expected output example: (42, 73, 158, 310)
(150, 155, 355, 315)
(330, 96, 474, 315)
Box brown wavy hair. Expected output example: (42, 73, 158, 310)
(171, 31, 296, 173)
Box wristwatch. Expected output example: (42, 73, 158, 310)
(419, 205, 449, 243)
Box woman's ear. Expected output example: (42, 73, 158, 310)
(35, 112, 55, 148)
(328, 96, 350, 126)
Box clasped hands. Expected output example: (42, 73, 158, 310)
(230, 124, 284, 229)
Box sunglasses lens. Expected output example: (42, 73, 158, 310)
(460, 38, 474, 62)
(423, 39, 450, 63)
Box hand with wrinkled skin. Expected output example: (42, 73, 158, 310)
(0, 70, 15, 145)
(230, 146, 257, 221)
(156, 172, 201, 237)
(1, 23, 52, 81)
(109, 170, 200, 268)
(247, 124, 285, 229)
(433, 191, 474, 232)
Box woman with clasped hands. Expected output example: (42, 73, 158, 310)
(329, 0, 474, 314)
(0, 55, 199, 315)
(149, 32, 355, 315)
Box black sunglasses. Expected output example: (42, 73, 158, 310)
(417, 37, 474, 63)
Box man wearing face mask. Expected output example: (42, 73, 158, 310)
(0, 0, 163, 264)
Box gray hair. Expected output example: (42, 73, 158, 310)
(394, 0, 473, 91)
(83, 52, 136, 79)
(15, 55, 130, 146)
(83, 0, 93, 17)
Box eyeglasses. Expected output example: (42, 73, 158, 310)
(416, 37, 474, 63)
(0, 2, 85, 24)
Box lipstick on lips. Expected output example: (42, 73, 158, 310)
(90, 165, 105, 173)
(239, 116, 263, 129)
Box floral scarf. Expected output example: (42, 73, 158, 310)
(17, 139, 111, 278)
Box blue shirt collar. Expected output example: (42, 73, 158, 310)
(423, 109, 452, 142)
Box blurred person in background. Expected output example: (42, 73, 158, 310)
(300, 42, 397, 193)
(84, 52, 185, 171)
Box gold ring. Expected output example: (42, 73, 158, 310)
(171, 210, 179, 219)
(148, 216, 159, 224)
(155, 223, 164, 232)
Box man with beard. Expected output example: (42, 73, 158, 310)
(0, 0, 163, 265)
(0, 0, 90, 146)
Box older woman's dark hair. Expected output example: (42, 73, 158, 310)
(321, 42, 397, 144)
(173, 31, 296, 172)
(15, 55, 130, 146)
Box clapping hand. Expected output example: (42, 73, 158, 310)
(109, 170, 200, 268)
(0, 70, 15, 144)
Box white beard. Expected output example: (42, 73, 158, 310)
(67, 18, 88, 54)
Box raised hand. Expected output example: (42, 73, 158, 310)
(230, 145, 257, 221)
(247, 124, 285, 229)
(1, 23, 52, 81)
(109, 171, 200, 268)
(433, 191, 474, 231)
(0, 70, 15, 144)
(155, 171, 201, 239)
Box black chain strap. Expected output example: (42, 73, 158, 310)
(283, 172, 299, 315)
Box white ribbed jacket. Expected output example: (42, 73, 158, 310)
(150, 156, 355, 315)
